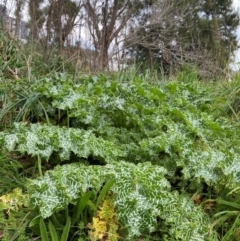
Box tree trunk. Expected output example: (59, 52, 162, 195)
(84, 0, 144, 71)
(99, 40, 109, 69)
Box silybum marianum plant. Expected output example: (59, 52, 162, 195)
(27, 161, 211, 240)
(1, 72, 240, 240)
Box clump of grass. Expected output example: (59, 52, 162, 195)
(0, 78, 46, 129)
(213, 74, 240, 121)
(208, 187, 240, 241)
(0, 155, 25, 195)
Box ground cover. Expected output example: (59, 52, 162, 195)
(1, 69, 240, 240)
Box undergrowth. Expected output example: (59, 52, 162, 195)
(0, 70, 240, 240)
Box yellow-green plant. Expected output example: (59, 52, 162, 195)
(0, 188, 30, 241)
(89, 195, 119, 241)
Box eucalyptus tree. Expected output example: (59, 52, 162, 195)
(178, 0, 239, 73)
(28, 0, 45, 40)
(45, 0, 83, 48)
(84, 0, 153, 70)
(28, 0, 83, 48)
(14, 0, 25, 36)
(125, 0, 239, 77)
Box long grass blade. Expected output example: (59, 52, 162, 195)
(96, 179, 115, 207)
(72, 192, 92, 225)
(51, 213, 64, 228)
(40, 218, 49, 241)
(48, 220, 59, 241)
(87, 200, 97, 212)
(216, 198, 240, 210)
(29, 215, 41, 227)
(38, 99, 50, 125)
(222, 213, 240, 241)
(60, 216, 71, 241)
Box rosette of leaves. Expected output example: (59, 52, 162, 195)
(27, 161, 214, 240)
(1, 73, 240, 239)
(2, 73, 240, 187)
(0, 122, 124, 163)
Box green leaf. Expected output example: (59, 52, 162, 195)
(51, 213, 64, 228)
(72, 192, 93, 225)
(38, 154, 43, 177)
(28, 162, 211, 240)
(40, 218, 49, 241)
(87, 200, 97, 212)
(96, 179, 115, 208)
(205, 120, 223, 132)
(216, 198, 240, 210)
(149, 87, 166, 100)
(29, 215, 41, 227)
(60, 216, 71, 241)
(48, 220, 59, 241)
(165, 82, 178, 94)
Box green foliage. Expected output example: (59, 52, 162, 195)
(0, 77, 53, 129)
(126, 0, 239, 76)
(213, 74, 240, 121)
(1, 122, 123, 163)
(1, 72, 240, 240)
(27, 176, 116, 240)
(38, 216, 71, 241)
(0, 188, 30, 241)
(1, 73, 240, 186)
(208, 187, 240, 241)
(27, 161, 212, 240)
(0, 31, 25, 79)
(0, 155, 25, 195)
(179, 0, 239, 67)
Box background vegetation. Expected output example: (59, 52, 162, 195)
(0, 0, 239, 76)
